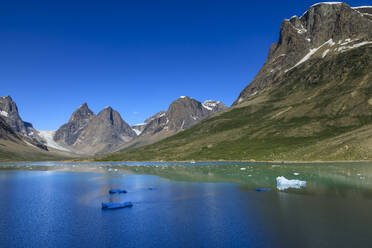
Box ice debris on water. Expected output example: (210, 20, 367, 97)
(256, 188, 272, 192)
(276, 176, 306, 190)
(293, 172, 300, 176)
(240, 168, 246, 171)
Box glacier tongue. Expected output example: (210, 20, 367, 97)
(38, 130, 71, 152)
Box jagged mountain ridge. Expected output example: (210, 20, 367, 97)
(119, 97, 227, 151)
(72, 107, 137, 154)
(140, 97, 227, 136)
(42, 97, 226, 155)
(52, 104, 136, 155)
(235, 2, 372, 104)
(54, 103, 95, 146)
(0, 96, 48, 150)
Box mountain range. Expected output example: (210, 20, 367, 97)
(1, 2, 372, 162)
(0, 95, 226, 159)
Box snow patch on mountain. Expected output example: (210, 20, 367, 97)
(0, 111, 8, 117)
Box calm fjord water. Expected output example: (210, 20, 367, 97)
(1, 162, 372, 247)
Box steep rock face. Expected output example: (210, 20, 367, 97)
(54, 103, 95, 146)
(0, 96, 47, 150)
(235, 2, 372, 104)
(0, 116, 20, 141)
(73, 107, 137, 154)
(131, 111, 166, 136)
(141, 96, 227, 136)
(0, 96, 34, 136)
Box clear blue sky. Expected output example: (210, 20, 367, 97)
(1, 0, 371, 130)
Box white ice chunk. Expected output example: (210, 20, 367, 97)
(276, 176, 306, 190)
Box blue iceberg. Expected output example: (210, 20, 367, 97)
(101, 201, 133, 209)
(255, 188, 272, 192)
(109, 189, 127, 194)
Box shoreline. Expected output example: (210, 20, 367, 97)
(2, 159, 372, 164)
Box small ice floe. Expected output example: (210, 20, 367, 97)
(109, 189, 127, 194)
(293, 172, 300, 176)
(101, 201, 133, 209)
(276, 176, 306, 190)
(357, 173, 361, 176)
(272, 164, 280, 168)
(248, 174, 252, 177)
(240, 168, 247, 171)
(108, 168, 113, 172)
(114, 169, 118, 172)
(255, 188, 272, 192)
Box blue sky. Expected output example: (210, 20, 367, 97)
(1, 0, 371, 130)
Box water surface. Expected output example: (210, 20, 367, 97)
(1, 162, 372, 247)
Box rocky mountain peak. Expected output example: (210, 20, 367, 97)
(140, 96, 226, 136)
(0, 95, 33, 135)
(54, 103, 95, 146)
(96, 106, 121, 126)
(69, 102, 94, 122)
(0, 96, 47, 150)
(72, 106, 137, 154)
(235, 2, 372, 104)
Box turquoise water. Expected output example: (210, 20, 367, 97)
(1, 162, 372, 247)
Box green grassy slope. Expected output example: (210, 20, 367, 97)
(0, 139, 74, 162)
(98, 45, 372, 161)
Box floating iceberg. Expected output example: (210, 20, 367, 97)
(276, 176, 306, 190)
(255, 188, 272, 192)
(101, 201, 133, 209)
(109, 189, 127, 194)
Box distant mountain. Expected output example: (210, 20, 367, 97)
(54, 103, 95, 146)
(51, 104, 137, 155)
(72, 106, 137, 154)
(119, 96, 227, 151)
(99, 3, 372, 162)
(141, 96, 227, 136)
(0, 96, 73, 161)
(131, 111, 166, 136)
(0, 96, 47, 150)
